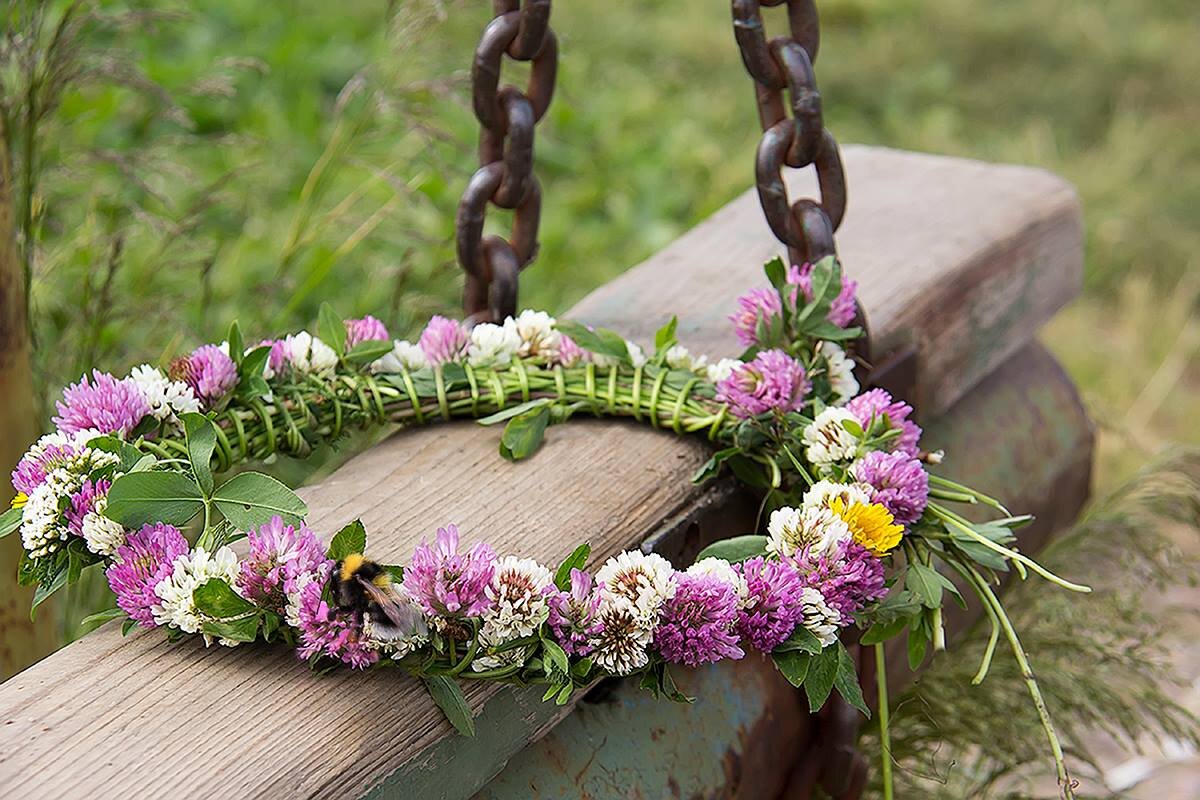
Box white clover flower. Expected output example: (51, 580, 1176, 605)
(365, 616, 429, 660)
(665, 344, 709, 373)
(596, 550, 676, 625)
(473, 556, 555, 671)
(467, 322, 522, 370)
(766, 506, 852, 559)
(19, 446, 119, 558)
(816, 342, 859, 406)
(803, 407, 861, 466)
(129, 364, 201, 421)
(371, 339, 429, 374)
(801, 480, 874, 513)
(20, 479, 69, 558)
(706, 358, 743, 384)
(625, 340, 647, 368)
(153, 546, 241, 644)
(283, 570, 319, 630)
(282, 331, 338, 375)
(81, 496, 125, 556)
(686, 556, 750, 608)
(800, 587, 841, 646)
(590, 602, 654, 676)
(506, 309, 561, 360)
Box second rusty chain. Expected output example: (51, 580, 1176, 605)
(456, 0, 556, 324)
(732, 0, 847, 267)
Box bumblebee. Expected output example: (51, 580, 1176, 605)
(331, 554, 428, 643)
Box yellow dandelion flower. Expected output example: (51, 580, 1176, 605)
(10, 492, 28, 510)
(831, 497, 904, 556)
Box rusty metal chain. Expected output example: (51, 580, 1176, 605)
(732, 0, 846, 267)
(456, 0, 557, 323)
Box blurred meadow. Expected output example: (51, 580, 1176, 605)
(2, 0, 1197, 672)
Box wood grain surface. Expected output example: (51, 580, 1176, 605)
(0, 146, 1083, 799)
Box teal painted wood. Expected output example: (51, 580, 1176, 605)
(472, 657, 807, 800)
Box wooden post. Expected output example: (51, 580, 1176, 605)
(0, 131, 58, 676)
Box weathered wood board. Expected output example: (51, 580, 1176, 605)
(0, 146, 1083, 799)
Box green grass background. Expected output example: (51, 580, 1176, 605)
(18, 0, 1199, 556)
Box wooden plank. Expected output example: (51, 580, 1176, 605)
(0, 147, 1083, 799)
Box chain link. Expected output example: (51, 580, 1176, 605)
(732, 0, 846, 266)
(456, 0, 556, 323)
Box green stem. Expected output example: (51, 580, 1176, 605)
(946, 557, 1000, 683)
(964, 563, 1077, 798)
(874, 643, 894, 800)
(929, 503, 1090, 593)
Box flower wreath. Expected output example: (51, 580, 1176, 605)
(2, 256, 1087, 795)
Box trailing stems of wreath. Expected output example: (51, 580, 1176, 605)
(2, 256, 1086, 798)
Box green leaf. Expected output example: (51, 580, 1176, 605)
(839, 417, 864, 438)
(763, 255, 787, 293)
(238, 345, 271, 388)
(860, 615, 911, 645)
(872, 589, 923, 624)
(804, 643, 840, 712)
(105, 471, 205, 527)
(541, 637, 570, 678)
(694, 535, 769, 564)
(906, 563, 945, 609)
(328, 520, 368, 561)
(654, 315, 679, 351)
(833, 641, 871, 717)
(424, 675, 475, 736)
(0, 505, 22, 538)
(772, 650, 813, 687)
(78, 607, 127, 633)
(639, 668, 659, 697)
(122, 618, 138, 636)
(477, 398, 552, 426)
(794, 257, 840, 330)
(806, 321, 863, 342)
(31, 563, 68, 619)
(727, 455, 772, 489)
(554, 682, 574, 706)
(66, 538, 91, 585)
(554, 321, 630, 360)
(262, 610, 282, 642)
(907, 624, 927, 670)
(181, 413, 217, 496)
(202, 616, 260, 643)
(949, 537, 1010, 572)
(658, 663, 693, 703)
(211, 472, 307, 530)
(318, 302, 347, 356)
(690, 446, 741, 485)
(193, 578, 258, 618)
(227, 321, 245, 366)
(499, 404, 551, 461)
(774, 625, 824, 655)
(571, 657, 594, 680)
(344, 339, 394, 366)
(553, 543, 591, 590)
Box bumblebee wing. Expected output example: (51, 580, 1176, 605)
(355, 577, 428, 639)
